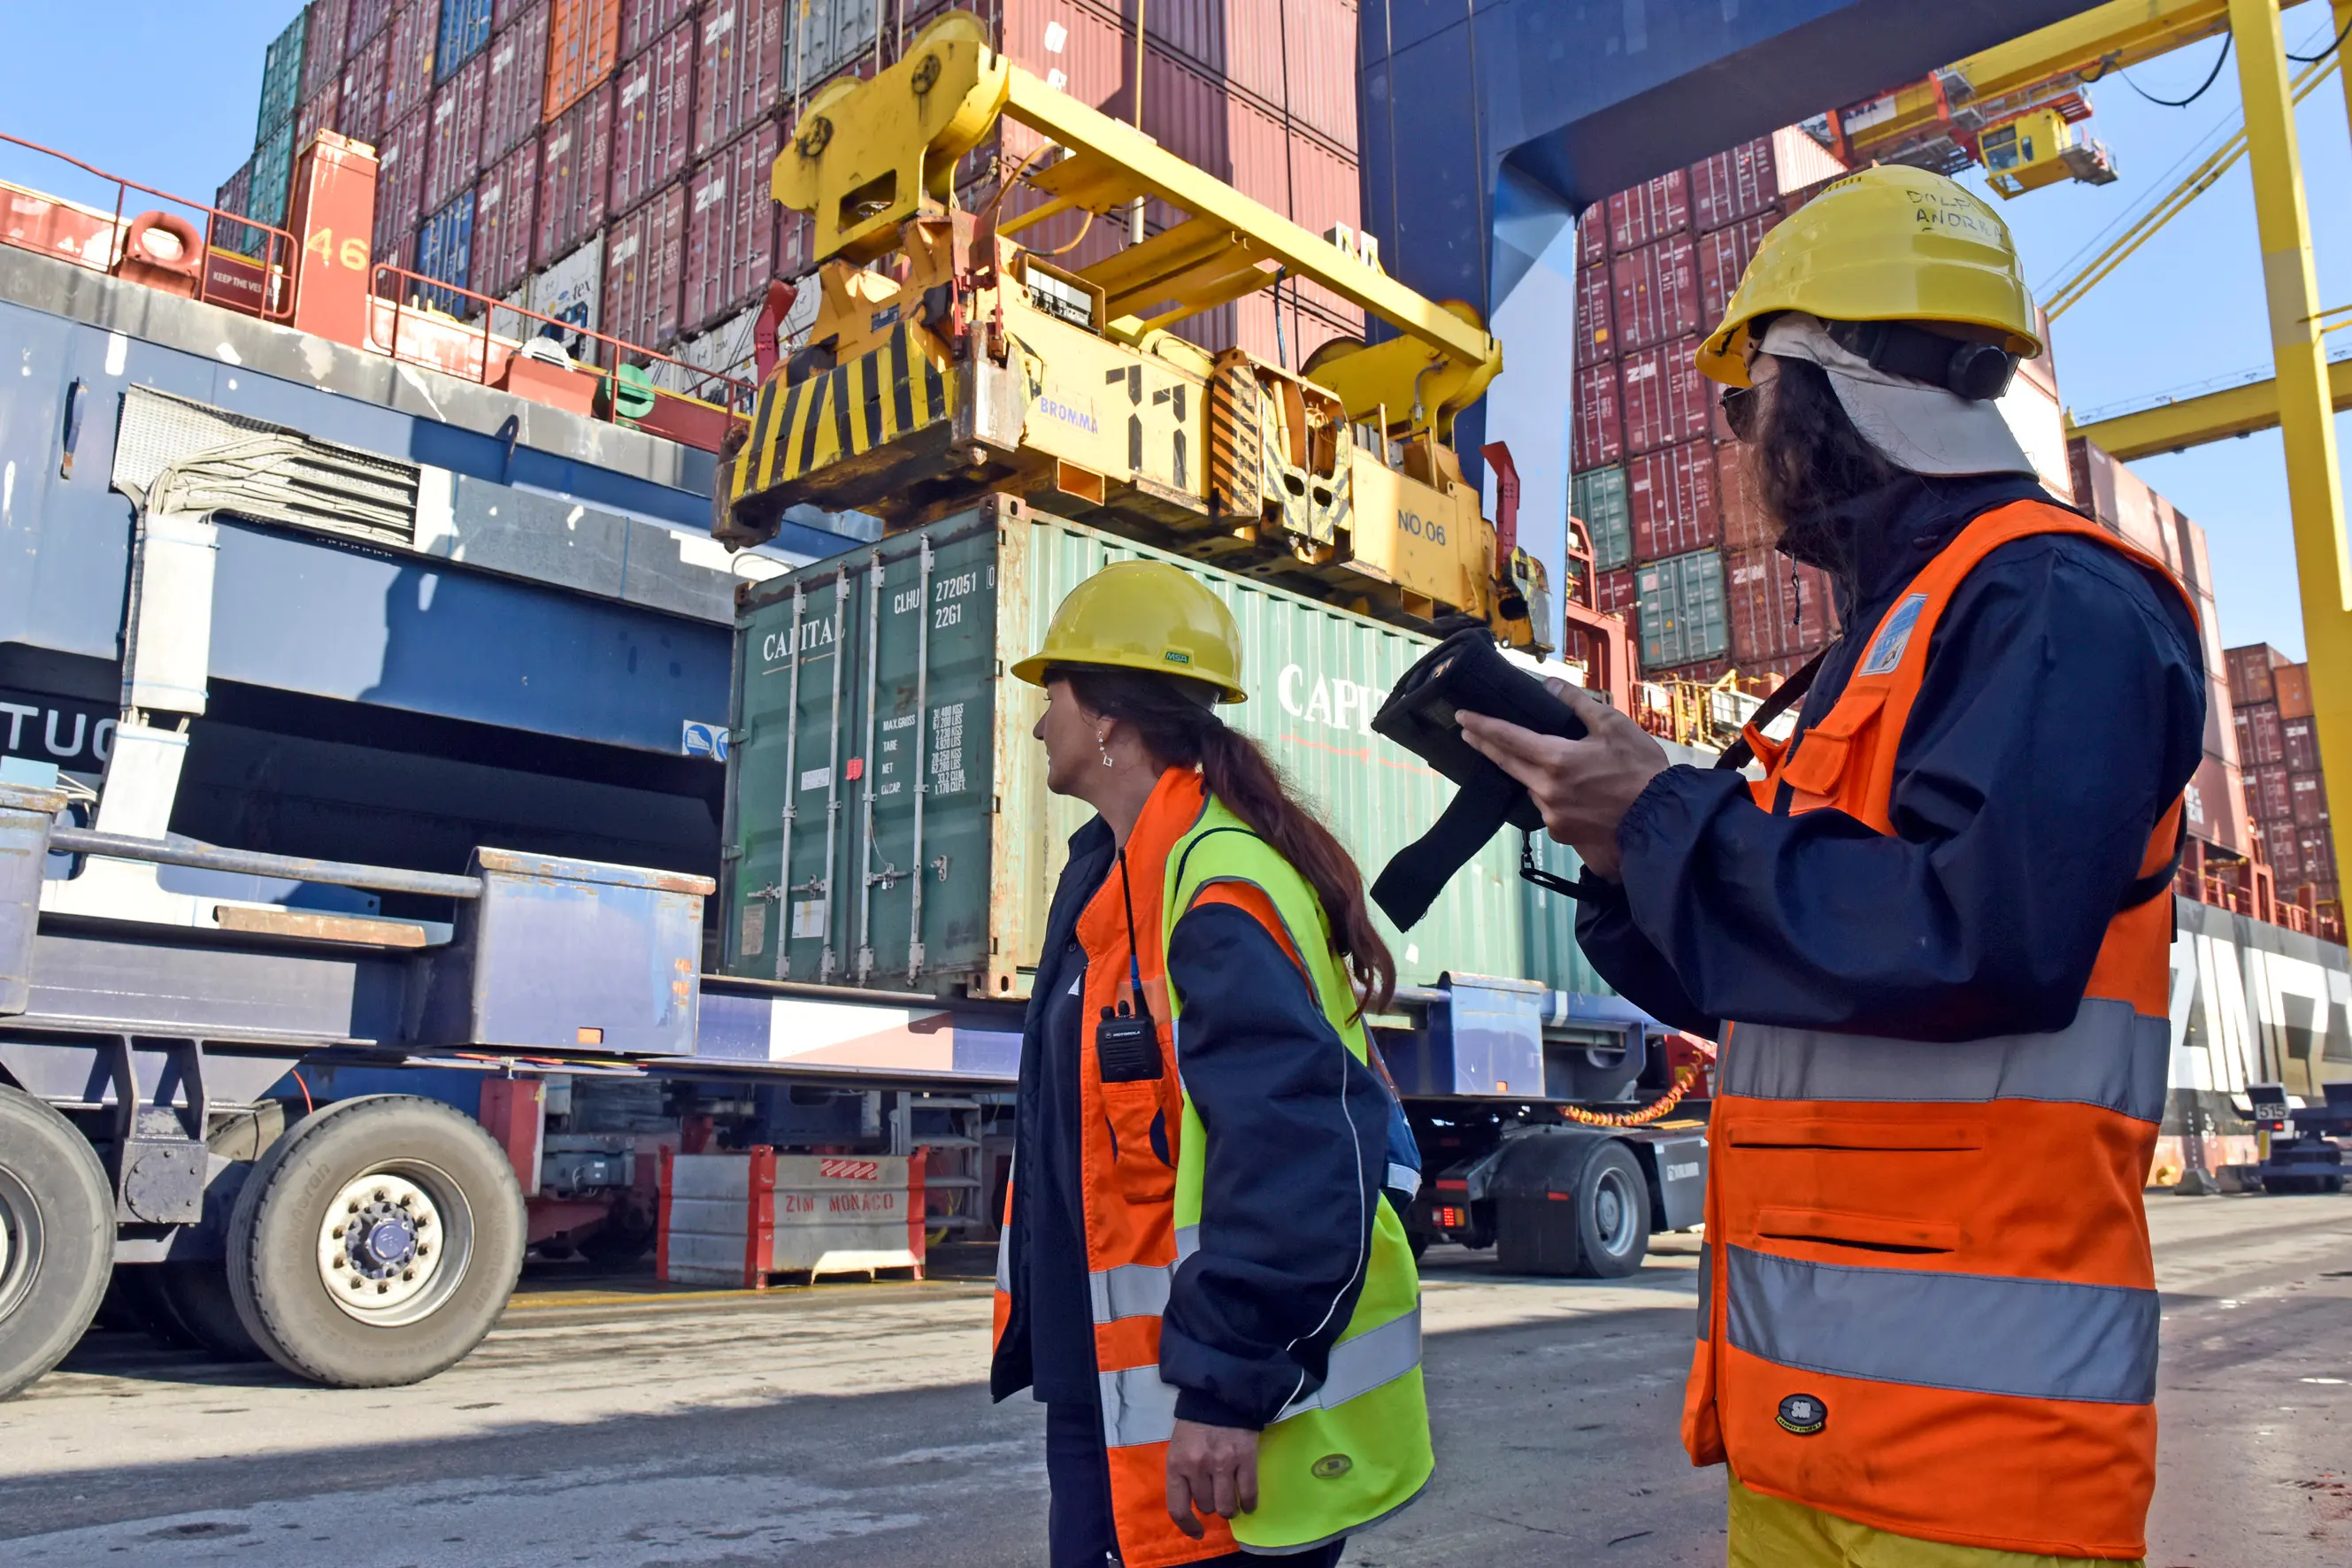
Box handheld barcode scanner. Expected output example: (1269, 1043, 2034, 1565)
(1368, 628, 1591, 929)
(1095, 849, 1165, 1084)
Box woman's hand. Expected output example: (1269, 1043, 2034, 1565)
(1458, 680, 1672, 881)
(1166, 1418, 1259, 1537)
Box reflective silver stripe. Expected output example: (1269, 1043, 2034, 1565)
(994, 1226, 1011, 1293)
(1725, 1245, 2157, 1404)
(1089, 1261, 1173, 1324)
(1695, 1243, 1711, 1342)
(1175, 1224, 1200, 1263)
(1100, 1363, 1180, 1448)
(1725, 996, 2168, 1123)
(1272, 1308, 1422, 1424)
(1386, 1161, 1421, 1201)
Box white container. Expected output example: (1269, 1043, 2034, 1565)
(527, 230, 605, 360)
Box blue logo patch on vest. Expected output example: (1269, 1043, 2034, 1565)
(1857, 594, 1927, 677)
(1776, 1393, 1828, 1435)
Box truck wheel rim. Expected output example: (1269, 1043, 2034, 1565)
(0, 1167, 41, 1324)
(1592, 1167, 1639, 1258)
(315, 1163, 473, 1328)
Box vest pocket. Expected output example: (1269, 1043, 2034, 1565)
(1776, 685, 1887, 803)
(1755, 1205, 1960, 1255)
(1727, 1118, 1983, 1151)
(1101, 1081, 1177, 1203)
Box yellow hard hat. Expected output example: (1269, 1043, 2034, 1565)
(1695, 165, 2041, 388)
(1011, 559, 1248, 703)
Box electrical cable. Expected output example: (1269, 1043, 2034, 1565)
(1556, 1065, 1702, 1128)
(2104, 35, 2233, 107)
(2289, 12, 2352, 62)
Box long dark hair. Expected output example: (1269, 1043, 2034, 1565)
(1053, 665, 1396, 1012)
(1754, 355, 1897, 574)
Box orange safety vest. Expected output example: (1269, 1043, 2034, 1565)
(1685, 500, 2188, 1560)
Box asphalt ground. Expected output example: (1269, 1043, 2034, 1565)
(0, 1195, 2345, 1566)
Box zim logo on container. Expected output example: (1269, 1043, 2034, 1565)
(1776, 1393, 1828, 1435)
(819, 1158, 881, 1180)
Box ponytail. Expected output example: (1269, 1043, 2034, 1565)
(1055, 665, 1397, 1013)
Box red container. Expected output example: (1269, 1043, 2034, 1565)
(1286, 133, 1364, 328)
(1598, 566, 1639, 618)
(350, 0, 397, 49)
(211, 165, 252, 252)
(1718, 439, 1773, 551)
(1618, 335, 1710, 456)
(1726, 545, 1837, 667)
(1577, 204, 1607, 268)
(1627, 440, 1720, 561)
(603, 180, 688, 354)
(1146, 0, 1288, 116)
(2253, 762, 2293, 826)
(483, 4, 551, 160)
(1576, 259, 1614, 359)
(2285, 713, 2322, 774)
(384, 0, 440, 126)
(1280, 0, 1359, 152)
(1689, 135, 1779, 233)
(536, 83, 615, 262)
(1607, 170, 1687, 253)
(296, 83, 344, 151)
(1612, 232, 1698, 354)
(373, 106, 432, 260)
(2246, 703, 2286, 767)
(611, 19, 697, 217)
(1573, 361, 1623, 472)
(2292, 772, 2327, 828)
(304, 0, 354, 101)
(340, 28, 390, 147)
(547, 0, 624, 121)
(473, 137, 541, 300)
(426, 52, 490, 213)
(695, 0, 787, 156)
(684, 119, 781, 332)
(1695, 211, 1776, 325)
(2276, 663, 2314, 719)
(2226, 645, 2281, 709)
(2296, 826, 2337, 884)
(619, 0, 695, 58)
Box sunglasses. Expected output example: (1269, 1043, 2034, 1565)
(1719, 383, 1762, 443)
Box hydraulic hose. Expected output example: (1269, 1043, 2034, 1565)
(1556, 1065, 1702, 1128)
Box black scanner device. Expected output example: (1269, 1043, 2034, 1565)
(1368, 627, 1589, 928)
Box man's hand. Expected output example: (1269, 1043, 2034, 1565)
(1458, 681, 1672, 881)
(1165, 1418, 1259, 1538)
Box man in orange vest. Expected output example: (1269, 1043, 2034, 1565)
(1460, 165, 2205, 1565)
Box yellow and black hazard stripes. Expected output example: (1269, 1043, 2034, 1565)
(733, 323, 953, 502)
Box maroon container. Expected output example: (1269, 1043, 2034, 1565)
(297, 82, 344, 150)
(373, 106, 432, 260)
(695, 0, 786, 157)
(340, 27, 390, 146)
(1627, 441, 1720, 561)
(2253, 762, 2293, 826)
(611, 19, 697, 218)
(1145, 0, 1287, 116)
(1718, 440, 1773, 551)
(473, 137, 541, 300)
(1287, 132, 1364, 328)
(1695, 211, 1776, 325)
(2297, 826, 2337, 884)
(2226, 645, 2279, 709)
(2292, 772, 2328, 828)
(603, 181, 688, 355)
(1576, 259, 1614, 360)
(1726, 545, 1837, 667)
(1606, 170, 1687, 253)
(426, 52, 490, 214)
(1611, 232, 1698, 355)
(1280, 0, 1359, 153)
(350, 0, 397, 50)
(619, 0, 695, 58)
(1573, 361, 1623, 472)
(384, 0, 439, 127)
(1598, 567, 1639, 619)
(536, 83, 616, 263)
(1689, 135, 1779, 233)
(304, 0, 354, 101)
(2286, 713, 2322, 774)
(483, 4, 551, 161)
(1618, 336, 1710, 457)
(1577, 204, 1607, 268)
(2246, 703, 2286, 766)
(683, 119, 781, 333)
(211, 165, 252, 250)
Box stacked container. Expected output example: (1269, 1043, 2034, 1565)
(2227, 646, 2333, 906)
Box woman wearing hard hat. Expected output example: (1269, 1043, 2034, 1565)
(1458, 165, 2205, 1565)
(986, 559, 1433, 1568)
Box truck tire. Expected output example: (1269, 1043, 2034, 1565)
(150, 1105, 293, 1363)
(1570, 1142, 1650, 1280)
(0, 1085, 116, 1400)
(227, 1095, 525, 1387)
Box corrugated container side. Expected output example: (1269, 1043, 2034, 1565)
(2254, 761, 2292, 823)
(211, 164, 259, 258)
(340, 28, 391, 147)
(1572, 361, 1622, 472)
(1519, 834, 1610, 995)
(1280, 0, 1359, 152)
(1726, 545, 1836, 666)
(304, 0, 353, 101)
(785, 0, 884, 97)
(1626, 439, 1719, 561)
(249, 121, 299, 232)
(534, 83, 616, 262)
(473, 137, 542, 299)
(696, 0, 788, 156)
(2295, 826, 2337, 885)
(684, 119, 782, 332)
(2285, 713, 2321, 774)
(603, 181, 689, 356)
(619, 0, 696, 58)
(1606, 171, 1687, 253)
(1141, 0, 1287, 112)
(1611, 231, 1697, 354)
(483, 4, 552, 159)
(1635, 549, 1727, 670)
(495, 0, 541, 24)
(611, 19, 698, 216)
(547, 0, 625, 120)
(2292, 773, 2327, 828)
(1576, 259, 1613, 359)
(1770, 125, 1849, 193)
(1687, 135, 1775, 233)
(2277, 663, 2314, 719)
(2227, 644, 2281, 709)
(1597, 566, 1637, 618)
(1717, 440, 1772, 552)
(417, 189, 478, 314)
(296, 83, 344, 152)
(426, 52, 491, 214)
(373, 106, 432, 257)
(1695, 211, 1775, 324)
(350, 0, 398, 49)
(1286, 135, 1364, 329)
(1576, 204, 1606, 268)
(527, 229, 605, 354)
(384, 0, 440, 125)
(1572, 466, 1631, 572)
(440, 0, 496, 77)
(1618, 335, 1710, 457)
(257, 11, 311, 144)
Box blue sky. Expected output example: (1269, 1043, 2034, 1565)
(5, 4, 2348, 657)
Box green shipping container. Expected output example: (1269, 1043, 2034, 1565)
(257, 11, 310, 146)
(1571, 466, 1633, 572)
(721, 497, 1541, 1001)
(1636, 549, 1729, 671)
